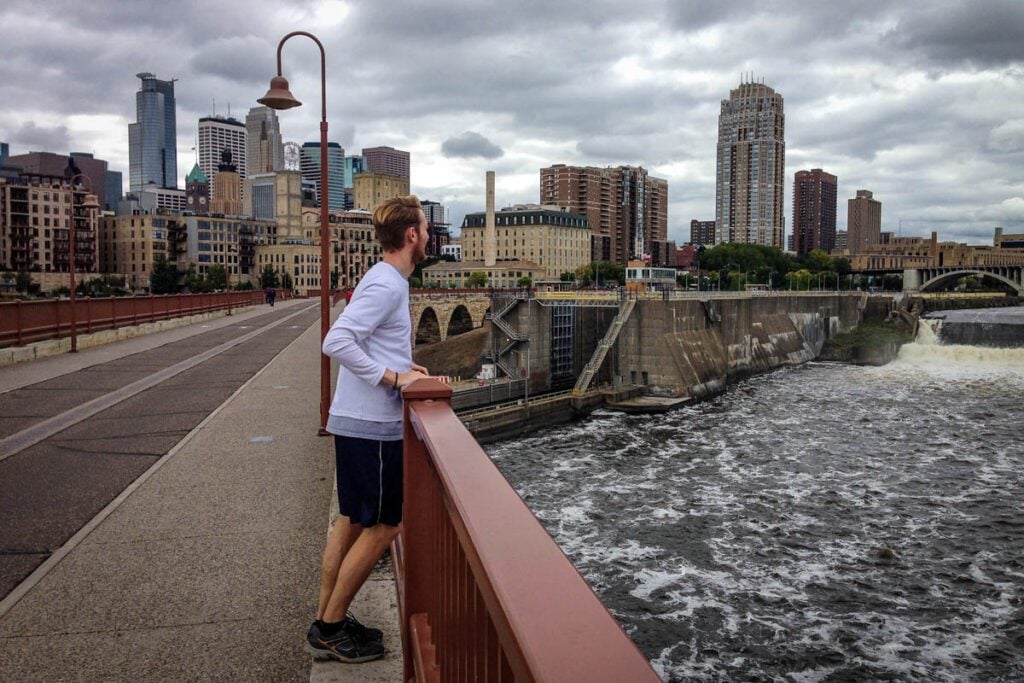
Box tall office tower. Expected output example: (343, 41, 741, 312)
(245, 173, 276, 220)
(690, 219, 716, 247)
(361, 146, 410, 181)
(715, 79, 785, 248)
(847, 190, 882, 253)
(128, 72, 178, 191)
(341, 155, 365, 210)
(540, 164, 668, 266)
(198, 116, 246, 200)
(0, 142, 8, 165)
(791, 168, 837, 256)
(104, 169, 123, 210)
(210, 149, 242, 216)
(245, 106, 283, 175)
(300, 141, 345, 211)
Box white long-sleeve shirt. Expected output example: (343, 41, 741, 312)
(322, 262, 411, 433)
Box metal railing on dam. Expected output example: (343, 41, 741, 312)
(394, 379, 660, 682)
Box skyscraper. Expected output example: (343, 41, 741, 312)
(198, 116, 246, 200)
(300, 142, 345, 211)
(540, 164, 668, 265)
(792, 169, 837, 256)
(361, 146, 409, 181)
(210, 149, 242, 216)
(847, 190, 882, 253)
(245, 106, 283, 175)
(128, 72, 178, 191)
(715, 79, 785, 248)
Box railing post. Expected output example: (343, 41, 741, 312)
(400, 378, 453, 683)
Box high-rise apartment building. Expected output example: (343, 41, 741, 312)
(245, 106, 283, 175)
(689, 219, 716, 247)
(540, 164, 668, 265)
(792, 168, 837, 256)
(361, 146, 409, 181)
(300, 142, 345, 211)
(847, 190, 881, 253)
(198, 116, 246, 201)
(715, 80, 785, 248)
(0, 171, 99, 291)
(128, 72, 178, 191)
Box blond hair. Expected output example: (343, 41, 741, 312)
(372, 195, 422, 252)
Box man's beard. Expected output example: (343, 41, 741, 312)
(413, 240, 427, 263)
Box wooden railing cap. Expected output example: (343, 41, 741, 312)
(401, 377, 453, 401)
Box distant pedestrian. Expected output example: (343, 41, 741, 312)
(307, 195, 446, 663)
(265, 286, 276, 306)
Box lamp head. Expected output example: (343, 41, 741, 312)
(257, 76, 302, 110)
(82, 193, 100, 211)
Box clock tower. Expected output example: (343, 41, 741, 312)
(185, 163, 209, 214)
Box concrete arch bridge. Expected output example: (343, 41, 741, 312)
(410, 291, 492, 345)
(904, 265, 1023, 295)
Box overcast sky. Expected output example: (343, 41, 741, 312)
(2, 0, 1023, 246)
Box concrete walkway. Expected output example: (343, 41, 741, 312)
(0, 302, 402, 681)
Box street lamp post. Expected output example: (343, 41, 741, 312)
(259, 31, 332, 434)
(67, 174, 100, 353)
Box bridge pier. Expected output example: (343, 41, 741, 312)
(903, 268, 921, 292)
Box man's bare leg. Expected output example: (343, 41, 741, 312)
(317, 516, 363, 620)
(322, 523, 401, 623)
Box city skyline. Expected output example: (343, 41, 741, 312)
(1, 0, 1022, 246)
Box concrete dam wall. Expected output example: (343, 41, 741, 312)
(498, 294, 863, 401)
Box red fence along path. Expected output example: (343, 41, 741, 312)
(395, 379, 660, 682)
(0, 291, 280, 348)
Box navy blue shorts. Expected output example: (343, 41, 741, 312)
(334, 436, 403, 527)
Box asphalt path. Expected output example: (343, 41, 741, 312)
(0, 303, 321, 600)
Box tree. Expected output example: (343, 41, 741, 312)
(559, 271, 575, 282)
(517, 275, 533, 288)
(330, 268, 339, 290)
(466, 271, 488, 288)
(280, 271, 294, 290)
(206, 264, 228, 291)
(785, 269, 813, 290)
(15, 270, 33, 294)
(150, 256, 178, 294)
(259, 265, 279, 289)
(183, 264, 213, 293)
(804, 249, 834, 273)
(409, 276, 423, 288)
(594, 261, 625, 286)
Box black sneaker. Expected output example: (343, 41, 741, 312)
(306, 620, 386, 663)
(345, 611, 384, 643)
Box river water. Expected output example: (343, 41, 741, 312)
(488, 322, 1024, 681)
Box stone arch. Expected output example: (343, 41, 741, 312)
(920, 269, 1021, 294)
(447, 305, 474, 337)
(415, 307, 442, 345)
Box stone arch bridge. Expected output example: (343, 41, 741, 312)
(410, 291, 492, 345)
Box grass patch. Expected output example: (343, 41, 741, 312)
(826, 322, 914, 351)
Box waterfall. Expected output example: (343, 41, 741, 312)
(892, 318, 1024, 369)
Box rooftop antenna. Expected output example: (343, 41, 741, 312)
(212, 98, 216, 116)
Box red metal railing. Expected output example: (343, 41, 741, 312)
(396, 379, 660, 682)
(0, 292, 279, 348)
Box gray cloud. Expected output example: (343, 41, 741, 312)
(441, 132, 504, 159)
(1, 0, 1022, 246)
(890, 1, 1024, 67)
(8, 121, 71, 152)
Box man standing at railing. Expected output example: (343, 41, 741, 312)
(308, 195, 435, 664)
